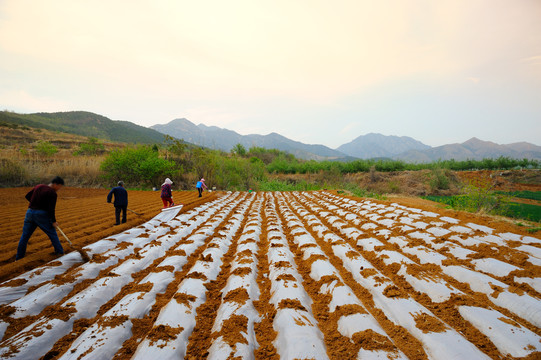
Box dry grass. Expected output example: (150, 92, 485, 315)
(0, 126, 123, 187)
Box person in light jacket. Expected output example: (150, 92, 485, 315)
(107, 181, 128, 225)
(161, 178, 174, 208)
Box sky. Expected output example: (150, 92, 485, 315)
(1, 0, 540, 149)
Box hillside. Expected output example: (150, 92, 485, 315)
(0, 111, 167, 144)
(0, 122, 125, 150)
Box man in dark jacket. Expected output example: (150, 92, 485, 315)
(107, 181, 128, 225)
(16, 176, 65, 260)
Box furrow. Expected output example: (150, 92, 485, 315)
(274, 192, 408, 360)
(128, 193, 248, 359)
(0, 193, 239, 359)
(287, 191, 490, 360)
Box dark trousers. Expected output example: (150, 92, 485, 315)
(115, 206, 127, 224)
(17, 209, 64, 260)
(198, 187, 203, 197)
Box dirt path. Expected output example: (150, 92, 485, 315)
(0, 190, 539, 359)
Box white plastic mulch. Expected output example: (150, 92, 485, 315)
(0, 190, 539, 360)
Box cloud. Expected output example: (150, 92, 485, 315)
(0, 90, 71, 113)
(521, 55, 541, 64)
(339, 123, 360, 137)
(0, 1, 492, 102)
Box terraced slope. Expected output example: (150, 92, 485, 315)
(0, 191, 539, 359)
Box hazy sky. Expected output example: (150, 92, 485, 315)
(1, 1, 540, 148)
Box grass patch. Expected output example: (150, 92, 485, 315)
(424, 195, 541, 222)
(340, 183, 387, 200)
(257, 179, 321, 191)
(505, 202, 541, 222)
(527, 227, 541, 234)
(495, 190, 541, 201)
(256, 180, 386, 200)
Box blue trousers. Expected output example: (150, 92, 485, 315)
(115, 206, 127, 225)
(16, 209, 64, 260)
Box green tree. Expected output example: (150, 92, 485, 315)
(164, 135, 186, 158)
(231, 143, 247, 156)
(100, 146, 177, 187)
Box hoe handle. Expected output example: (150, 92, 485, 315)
(56, 226, 73, 246)
(127, 208, 142, 216)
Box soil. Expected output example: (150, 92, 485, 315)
(0, 187, 215, 283)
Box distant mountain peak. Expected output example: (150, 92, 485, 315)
(463, 137, 488, 145)
(337, 133, 431, 159)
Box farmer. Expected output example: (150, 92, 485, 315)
(196, 178, 208, 197)
(107, 181, 128, 225)
(161, 178, 174, 208)
(16, 176, 65, 260)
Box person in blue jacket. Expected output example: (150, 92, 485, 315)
(196, 178, 208, 197)
(107, 181, 128, 225)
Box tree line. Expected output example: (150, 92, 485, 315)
(99, 137, 540, 190)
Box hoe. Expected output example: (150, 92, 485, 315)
(55, 225, 91, 262)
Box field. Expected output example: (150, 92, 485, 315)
(0, 187, 213, 283)
(0, 189, 540, 359)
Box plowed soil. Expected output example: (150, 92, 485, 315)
(0, 187, 214, 283)
(0, 189, 539, 359)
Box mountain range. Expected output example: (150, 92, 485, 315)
(152, 118, 541, 162)
(395, 137, 541, 162)
(151, 118, 354, 161)
(2, 111, 540, 162)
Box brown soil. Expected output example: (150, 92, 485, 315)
(0, 187, 216, 283)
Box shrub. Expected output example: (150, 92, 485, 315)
(0, 159, 27, 186)
(429, 168, 450, 191)
(35, 141, 58, 156)
(100, 146, 177, 187)
(73, 137, 105, 156)
(388, 180, 400, 193)
(213, 153, 267, 190)
(459, 177, 510, 214)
